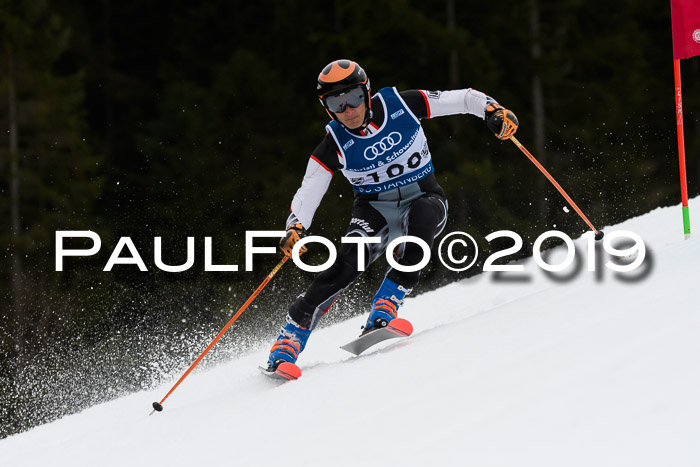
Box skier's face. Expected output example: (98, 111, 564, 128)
(335, 101, 366, 130)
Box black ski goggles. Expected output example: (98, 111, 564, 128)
(324, 86, 365, 113)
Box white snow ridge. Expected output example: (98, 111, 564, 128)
(2, 198, 699, 467)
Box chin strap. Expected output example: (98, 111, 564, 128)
(362, 107, 373, 129)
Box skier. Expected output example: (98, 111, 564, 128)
(266, 59, 518, 370)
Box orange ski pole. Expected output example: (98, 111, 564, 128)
(150, 255, 289, 414)
(510, 136, 603, 240)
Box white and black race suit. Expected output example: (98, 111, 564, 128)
(286, 86, 495, 330)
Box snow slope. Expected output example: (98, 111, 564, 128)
(2, 199, 699, 467)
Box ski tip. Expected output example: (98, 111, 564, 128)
(259, 362, 302, 381)
(388, 318, 413, 337)
(276, 362, 302, 380)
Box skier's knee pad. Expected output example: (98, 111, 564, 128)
(388, 195, 448, 289)
(407, 195, 448, 240)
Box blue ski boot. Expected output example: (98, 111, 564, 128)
(363, 278, 411, 334)
(267, 314, 312, 369)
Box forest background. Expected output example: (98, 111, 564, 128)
(1, 0, 698, 437)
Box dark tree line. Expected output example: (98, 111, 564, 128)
(1, 0, 698, 437)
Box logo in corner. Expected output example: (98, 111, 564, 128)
(390, 109, 404, 120)
(694, 29, 700, 44)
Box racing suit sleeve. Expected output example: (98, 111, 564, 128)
(286, 134, 341, 230)
(400, 89, 497, 120)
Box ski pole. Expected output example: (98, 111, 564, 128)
(510, 136, 604, 240)
(150, 255, 290, 414)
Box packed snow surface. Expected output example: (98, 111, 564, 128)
(2, 198, 699, 467)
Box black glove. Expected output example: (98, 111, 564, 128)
(485, 103, 519, 140)
(279, 223, 308, 257)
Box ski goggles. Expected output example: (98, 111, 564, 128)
(324, 86, 365, 113)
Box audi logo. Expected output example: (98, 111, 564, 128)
(363, 132, 402, 160)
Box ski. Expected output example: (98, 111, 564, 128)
(258, 361, 302, 381)
(340, 318, 413, 356)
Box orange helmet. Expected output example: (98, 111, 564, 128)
(317, 59, 371, 125)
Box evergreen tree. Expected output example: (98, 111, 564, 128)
(0, 0, 101, 356)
